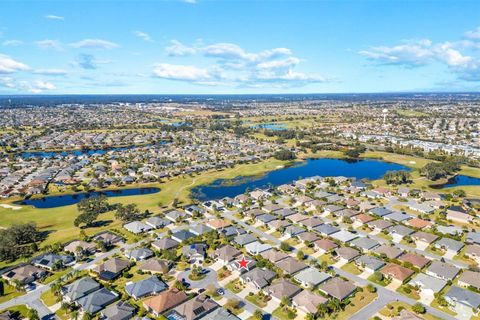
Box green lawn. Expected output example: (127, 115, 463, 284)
(245, 293, 269, 308)
(0, 280, 24, 304)
(272, 307, 297, 320)
(341, 262, 362, 275)
(40, 289, 59, 307)
(325, 289, 377, 320)
(225, 278, 244, 294)
(379, 302, 442, 320)
(0, 305, 30, 319)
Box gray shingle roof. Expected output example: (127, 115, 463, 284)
(125, 276, 167, 299)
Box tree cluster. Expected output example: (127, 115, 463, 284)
(0, 222, 40, 261)
(383, 170, 411, 185)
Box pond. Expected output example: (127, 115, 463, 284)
(17, 187, 160, 209)
(251, 123, 288, 131)
(191, 158, 410, 201)
(431, 175, 480, 189)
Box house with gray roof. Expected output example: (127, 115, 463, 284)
(213, 245, 242, 265)
(466, 232, 480, 245)
(32, 253, 75, 271)
(100, 301, 136, 320)
(123, 221, 153, 234)
(145, 216, 170, 229)
(293, 267, 331, 288)
(62, 277, 101, 303)
(220, 225, 246, 238)
(409, 273, 447, 297)
(76, 287, 119, 314)
(411, 231, 439, 247)
(330, 230, 358, 243)
(171, 229, 196, 242)
(426, 261, 460, 281)
(283, 225, 305, 238)
(189, 224, 213, 236)
(240, 268, 276, 289)
(384, 211, 413, 222)
(355, 255, 385, 273)
(350, 237, 380, 252)
(369, 207, 392, 217)
(151, 238, 179, 251)
(182, 244, 207, 263)
(165, 210, 188, 222)
(233, 233, 257, 246)
(245, 241, 272, 255)
(389, 225, 414, 242)
(199, 307, 240, 320)
(275, 208, 296, 218)
(256, 214, 277, 225)
(125, 275, 167, 300)
(433, 238, 464, 255)
(313, 224, 339, 236)
(125, 248, 153, 261)
(444, 286, 480, 313)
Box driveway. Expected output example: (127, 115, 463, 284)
(263, 299, 280, 313)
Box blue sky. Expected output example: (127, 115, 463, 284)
(1, 0, 480, 94)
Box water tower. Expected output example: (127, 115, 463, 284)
(382, 108, 388, 126)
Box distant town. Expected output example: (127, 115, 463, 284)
(0, 93, 479, 320)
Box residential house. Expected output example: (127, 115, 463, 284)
(100, 301, 136, 320)
(167, 295, 218, 320)
(123, 221, 153, 234)
(182, 244, 207, 264)
(319, 277, 357, 301)
(350, 237, 380, 252)
(240, 268, 277, 289)
(293, 267, 331, 288)
(171, 230, 196, 243)
(313, 238, 339, 254)
(138, 259, 171, 275)
(426, 261, 460, 281)
(143, 289, 190, 317)
(266, 279, 302, 303)
(64, 240, 97, 257)
(125, 276, 167, 300)
(334, 247, 360, 263)
(355, 255, 385, 273)
(76, 287, 119, 314)
(380, 263, 414, 283)
(245, 241, 272, 255)
(213, 245, 242, 265)
(458, 270, 480, 290)
(375, 245, 403, 259)
(292, 290, 327, 315)
(92, 258, 130, 281)
(2, 264, 47, 285)
(398, 252, 430, 269)
(152, 238, 179, 251)
(408, 273, 447, 298)
(32, 253, 75, 271)
(62, 277, 102, 304)
(125, 248, 153, 261)
(276, 257, 308, 275)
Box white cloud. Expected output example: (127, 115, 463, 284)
(183, 0, 197, 4)
(158, 41, 326, 87)
(2, 40, 24, 46)
(45, 14, 64, 20)
(0, 77, 15, 88)
(33, 69, 68, 76)
(33, 80, 56, 90)
(0, 54, 29, 73)
(465, 27, 480, 40)
(359, 39, 434, 67)
(71, 39, 119, 49)
(166, 40, 197, 56)
(35, 39, 62, 50)
(152, 63, 215, 81)
(133, 31, 153, 42)
(73, 54, 111, 70)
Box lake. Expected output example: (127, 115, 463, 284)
(251, 123, 288, 131)
(192, 158, 410, 201)
(431, 175, 480, 189)
(17, 187, 160, 209)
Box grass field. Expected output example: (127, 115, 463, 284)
(0, 158, 288, 261)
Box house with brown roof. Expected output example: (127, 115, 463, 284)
(398, 252, 430, 269)
(313, 238, 338, 254)
(138, 258, 171, 274)
(406, 218, 432, 230)
(261, 250, 289, 264)
(380, 263, 414, 283)
(334, 247, 360, 263)
(266, 279, 302, 303)
(458, 270, 480, 290)
(351, 213, 374, 227)
(143, 289, 190, 317)
(319, 277, 357, 301)
(465, 244, 480, 264)
(2, 264, 47, 285)
(276, 257, 309, 275)
(375, 244, 403, 259)
(213, 245, 242, 265)
(167, 295, 218, 320)
(292, 290, 327, 314)
(411, 231, 438, 249)
(92, 258, 130, 281)
(64, 240, 97, 257)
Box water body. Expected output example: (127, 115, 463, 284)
(431, 175, 480, 189)
(192, 158, 410, 201)
(251, 123, 288, 131)
(17, 187, 160, 209)
(20, 141, 168, 159)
